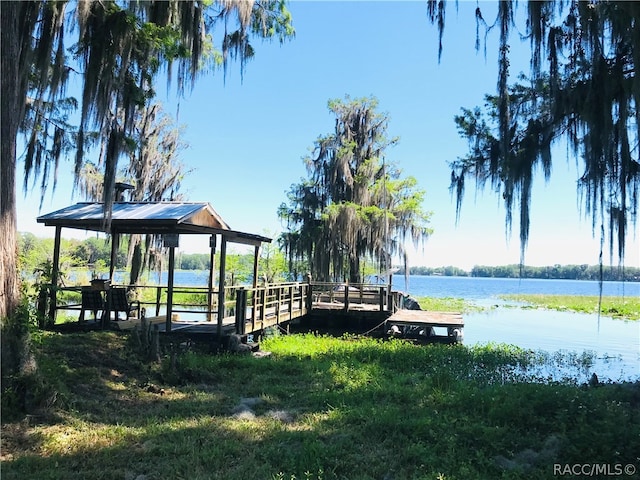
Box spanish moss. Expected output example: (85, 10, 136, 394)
(431, 0, 639, 267)
(279, 96, 432, 283)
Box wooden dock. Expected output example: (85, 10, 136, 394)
(385, 310, 464, 342)
(386, 310, 464, 328)
(52, 282, 464, 343)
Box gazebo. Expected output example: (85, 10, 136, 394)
(37, 201, 271, 334)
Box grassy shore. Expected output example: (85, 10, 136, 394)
(2, 331, 639, 480)
(500, 294, 640, 320)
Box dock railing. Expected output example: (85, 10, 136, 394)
(45, 280, 402, 332)
(231, 282, 309, 334)
(308, 282, 395, 312)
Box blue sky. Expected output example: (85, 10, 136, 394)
(16, 1, 639, 269)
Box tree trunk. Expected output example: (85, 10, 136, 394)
(0, 1, 21, 321)
(349, 255, 361, 284)
(1, 3, 39, 412)
(129, 236, 143, 285)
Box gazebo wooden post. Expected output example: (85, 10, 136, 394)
(207, 235, 217, 322)
(251, 244, 260, 327)
(47, 226, 62, 322)
(217, 236, 227, 338)
(252, 245, 260, 289)
(166, 245, 176, 333)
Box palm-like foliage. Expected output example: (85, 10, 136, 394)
(279, 96, 432, 283)
(431, 0, 639, 265)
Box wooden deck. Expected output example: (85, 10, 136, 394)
(386, 310, 464, 328)
(385, 309, 464, 343)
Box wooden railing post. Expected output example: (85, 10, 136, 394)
(235, 288, 246, 335)
(288, 285, 294, 320)
(242, 288, 248, 334)
(379, 286, 385, 311)
(343, 282, 349, 311)
(155, 286, 162, 317)
(275, 287, 282, 325)
(250, 288, 256, 333)
(260, 287, 266, 324)
(306, 274, 313, 311)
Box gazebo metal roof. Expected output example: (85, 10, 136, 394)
(37, 201, 271, 246)
(37, 201, 271, 334)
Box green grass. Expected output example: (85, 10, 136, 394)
(414, 296, 482, 313)
(500, 294, 640, 320)
(2, 331, 639, 480)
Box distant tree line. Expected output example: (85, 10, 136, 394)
(18, 233, 290, 284)
(470, 264, 640, 282)
(398, 264, 639, 282)
(398, 266, 469, 277)
(19, 233, 127, 276)
(177, 253, 210, 271)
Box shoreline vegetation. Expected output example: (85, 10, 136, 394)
(416, 295, 640, 321)
(2, 332, 638, 479)
(399, 264, 640, 282)
(499, 294, 640, 321)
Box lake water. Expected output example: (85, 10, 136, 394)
(392, 274, 639, 299)
(393, 275, 639, 383)
(123, 271, 640, 381)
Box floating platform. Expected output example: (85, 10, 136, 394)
(386, 310, 464, 327)
(385, 310, 464, 343)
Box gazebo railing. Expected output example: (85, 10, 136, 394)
(46, 282, 312, 325)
